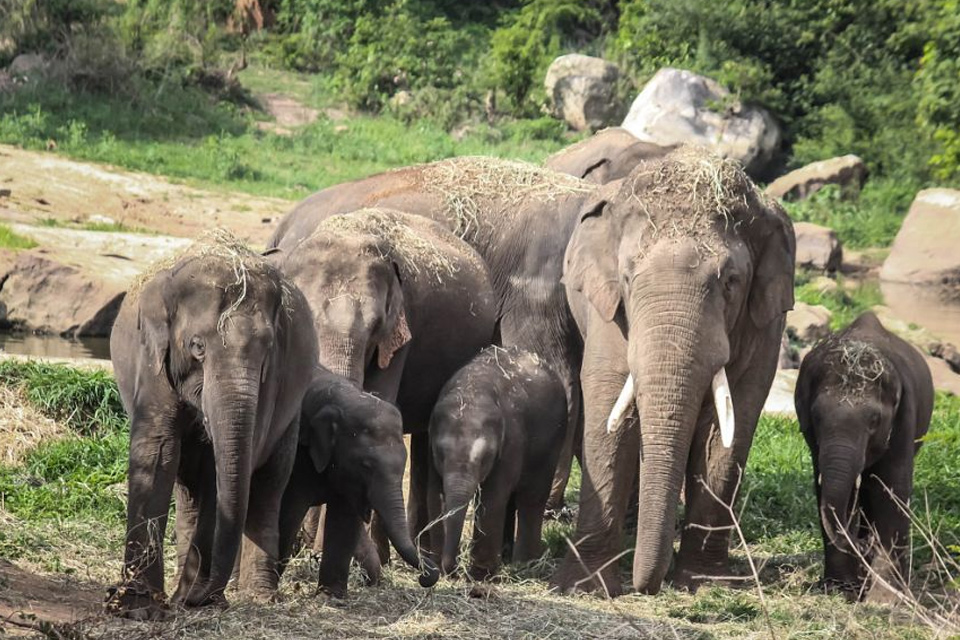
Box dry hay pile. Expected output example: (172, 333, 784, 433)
(822, 335, 888, 399)
(626, 144, 754, 244)
(129, 228, 293, 334)
(317, 208, 464, 283)
(0, 385, 62, 465)
(418, 157, 592, 240)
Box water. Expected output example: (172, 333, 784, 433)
(881, 282, 960, 346)
(0, 333, 112, 361)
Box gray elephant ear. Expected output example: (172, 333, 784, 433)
(563, 191, 621, 322)
(377, 261, 411, 369)
(307, 405, 341, 473)
(747, 198, 796, 327)
(135, 272, 171, 376)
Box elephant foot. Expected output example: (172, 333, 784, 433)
(171, 585, 228, 610)
(549, 556, 623, 598)
(318, 580, 348, 599)
(669, 562, 738, 592)
(104, 584, 170, 621)
(820, 577, 863, 602)
(467, 565, 502, 583)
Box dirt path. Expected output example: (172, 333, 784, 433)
(0, 145, 291, 246)
(0, 559, 103, 636)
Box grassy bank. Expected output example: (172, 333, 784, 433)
(0, 360, 957, 638)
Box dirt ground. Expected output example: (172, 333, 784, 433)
(0, 145, 290, 246)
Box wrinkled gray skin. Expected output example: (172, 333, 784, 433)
(545, 127, 676, 185)
(796, 312, 933, 603)
(107, 251, 317, 619)
(273, 210, 496, 569)
(268, 160, 595, 542)
(553, 148, 796, 596)
(427, 346, 566, 579)
(277, 368, 439, 597)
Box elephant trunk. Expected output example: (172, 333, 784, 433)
(629, 301, 720, 594)
(369, 481, 440, 587)
(818, 446, 864, 551)
(440, 474, 478, 575)
(201, 365, 260, 603)
(318, 332, 366, 387)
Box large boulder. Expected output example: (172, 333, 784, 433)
(545, 54, 623, 132)
(794, 222, 843, 272)
(765, 155, 867, 201)
(786, 302, 832, 343)
(7, 53, 46, 79)
(880, 189, 960, 292)
(620, 68, 780, 179)
(0, 226, 189, 337)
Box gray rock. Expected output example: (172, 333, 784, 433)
(7, 53, 46, 78)
(545, 54, 623, 132)
(880, 189, 960, 292)
(765, 155, 867, 201)
(621, 68, 780, 179)
(794, 222, 843, 272)
(786, 302, 832, 343)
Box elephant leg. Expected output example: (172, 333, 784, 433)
(546, 385, 582, 515)
(238, 423, 298, 600)
(408, 431, 431, 552)
(318, 502, 363, 598)
(172, 440, 217, 604)
(861, 462, 913, 604)
(468, 476, 512, 581)
(551, 320, 635, 597)
(426, 457, 444, 563)
(370, 513, 391, 565)
(502, 495, 517, 562)
(276, 455, 320, 580)
(514, 466, 555, 564)
(110, 399, 184, 618)
(673, 331, 779, 589)
(302, 506, 323, 550)
(353, 527, 383, 586)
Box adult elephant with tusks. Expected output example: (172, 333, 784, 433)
(105, 231, 318, 619)
(552, 145, 795, 596)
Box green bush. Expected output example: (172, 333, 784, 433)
(0, 224, 37, 250)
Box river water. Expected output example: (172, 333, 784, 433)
(0, 333, 112, 360)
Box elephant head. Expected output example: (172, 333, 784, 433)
(279, 222, 410, 387)
(563, 145, 795, 593)
(132, 243, 301, 603)
(301, 375, 439, 587)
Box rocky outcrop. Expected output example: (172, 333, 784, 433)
(620, 68, 780, 179)
(794, 222, 843, 272)
(0, 226, 189, 337)
(786, 302, 832, 343)
(765, 155, 867, 201)
(545, 54, 623, 132)
(880, 189, 960, 291)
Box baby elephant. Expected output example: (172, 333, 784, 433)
(428, 346, 566, 579)
(795, 312, 933, 602)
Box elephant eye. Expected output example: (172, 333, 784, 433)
(722, 272, 741, 295)
(190, 336, 205, 361)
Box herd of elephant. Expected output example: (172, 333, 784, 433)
(102, 128, 935, 620)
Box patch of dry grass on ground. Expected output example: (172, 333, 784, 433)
(0, 386, 62, 465)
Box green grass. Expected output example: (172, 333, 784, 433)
(0, 223, 37, 249)
(782, 179, 919, 250)
(794, 271, 885, 330)
(0, 74, 573, 201)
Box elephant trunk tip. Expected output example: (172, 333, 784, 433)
(419, 557, 440, 588)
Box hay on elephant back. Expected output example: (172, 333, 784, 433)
(129, 228, 293, 335)
(417, 156, 593, 240)
(627, 144, 754, 243)
(316, 208, 467, 282)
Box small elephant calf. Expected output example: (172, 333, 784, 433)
(428, 346, 566, 579)
(277, 368, 439, 597)
(795, 312, 933, 602)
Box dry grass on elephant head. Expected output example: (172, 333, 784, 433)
(128, 228, 295, 333)
(819, 335, 890, 401)
(625, 144, 759, 241)
(416, 156, 593, 240)
(315, 208, 468, 282)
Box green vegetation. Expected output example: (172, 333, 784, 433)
(0, 223, 37, 249)
(794, 273, 885, 330)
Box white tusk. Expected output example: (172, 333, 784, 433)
(606, 374, 635, 433)
(712, 368, 735, 448)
